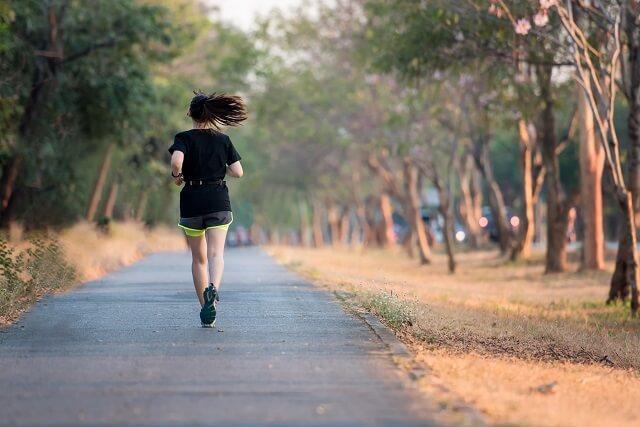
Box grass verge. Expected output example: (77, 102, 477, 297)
(267, 245, 640, 427)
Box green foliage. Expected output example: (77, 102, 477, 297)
(0, 0, 263, 227)
(0, 0, 180, 226)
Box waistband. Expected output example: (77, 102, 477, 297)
(184, 179, 225, 186)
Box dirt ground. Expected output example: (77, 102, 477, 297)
(267, 245, 640, 427)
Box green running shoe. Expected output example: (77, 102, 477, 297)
(200, 284, 219, 327)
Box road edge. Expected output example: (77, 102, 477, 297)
(265, 247, 487, 426)
(334, 292, 486, 427)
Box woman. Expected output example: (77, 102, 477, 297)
(169, 92, 246, 327)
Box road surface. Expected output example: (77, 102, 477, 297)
(0, 247, 436, 426)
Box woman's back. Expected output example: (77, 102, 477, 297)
(170, 129, 241, 181)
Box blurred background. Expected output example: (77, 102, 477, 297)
(2, 0, 640, 304)
(0, 0, 630, 258)
(2, 1, 640, 425)
(0, 0, 633, 257)
(2, 0, 639, 286)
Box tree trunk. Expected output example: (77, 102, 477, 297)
(403, 227, 416, 258)
(403, 158, 431, 264)
(86, 143, 115, 222)
(298, 200, 311, 247)
(458, 153, 483, 248)
(338, 208, 350, 244)
(311, 200, 325, 247)
(0, 155, 22, 213)
(250, 224, 263, 245)
(607, 7, 640, 312)
(608, 191, 640, 313)
(437, 185, 456, 273)
(364, 196, 379, 246)
(135, 191, 148, 222)
(355, 199, 371, 247)
(327, 202, 341, 246)
(473, 137, 512, 253)
(624, 6, 640, 221)
(511, 120, 536, 260)
(268, 229, 280, 245)
(379, 193, 396, 249)
(103, 181, 119, 219)
(577, 88, 605, 270)
(537, 65, 568, 273)
(470, 161, 483, 224)
(121, 203, 132, 221)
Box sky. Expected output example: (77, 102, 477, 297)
(210, 0, 304, 30)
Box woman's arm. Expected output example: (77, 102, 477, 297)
(171, 151, 184, 185)
(226, 161, 243, 178)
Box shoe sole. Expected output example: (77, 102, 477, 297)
(201, 320, 216, 328)
(201, 287, 217, 318)
(200, 285, 219, 328)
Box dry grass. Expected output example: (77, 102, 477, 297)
(1, 221, 184, 325)
(59, 221, 185, 281)
(417, 349, 640, 427)
(267, 245, 640, 427)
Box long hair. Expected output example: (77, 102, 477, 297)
(188, 91, 248, 128)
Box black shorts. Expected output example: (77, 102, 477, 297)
(178, 211, 233, 236)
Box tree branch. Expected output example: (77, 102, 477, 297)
(62, 38, 118, 64)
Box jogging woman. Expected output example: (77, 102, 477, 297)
(168, 92, 246, 327)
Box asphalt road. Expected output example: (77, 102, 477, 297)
(0, 247, 436, 427)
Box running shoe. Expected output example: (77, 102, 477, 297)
(200, 284, 219, 327)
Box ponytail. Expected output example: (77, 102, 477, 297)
(188, 91, 248, 128)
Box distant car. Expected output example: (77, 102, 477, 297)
(478, 206, 519, 242)
(422, 208, 468, 244)
(393, 207, 468, 245)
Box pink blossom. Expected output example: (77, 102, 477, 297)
(488, 5, 504, 18)
(514, 18, 532, 35)
(533, 10, 549, 26)
(539, 0, 556, 9)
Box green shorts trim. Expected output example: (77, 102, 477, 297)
(178, 211, 234, 237)
(179, 222, 232, 237)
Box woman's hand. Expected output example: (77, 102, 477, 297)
(171, 151, 185, 185)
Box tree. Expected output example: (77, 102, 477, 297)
(0, 0, 176, 226)
(578, 87, 605, 269)
(362, 0, 589, 272)
(501, 0, 639, 311)
(0, 0, 257, 228)
(410, 80, 465, 272)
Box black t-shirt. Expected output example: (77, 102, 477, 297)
(168, 129, 242, 217)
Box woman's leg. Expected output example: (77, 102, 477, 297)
(205, 227, 228, 290)
(186, 234, 208, 306)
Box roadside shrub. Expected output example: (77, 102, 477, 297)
(360, 290, 416, 330)
(0, 237, 76, 320)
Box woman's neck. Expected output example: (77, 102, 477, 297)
(192, 121, 211, 130)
